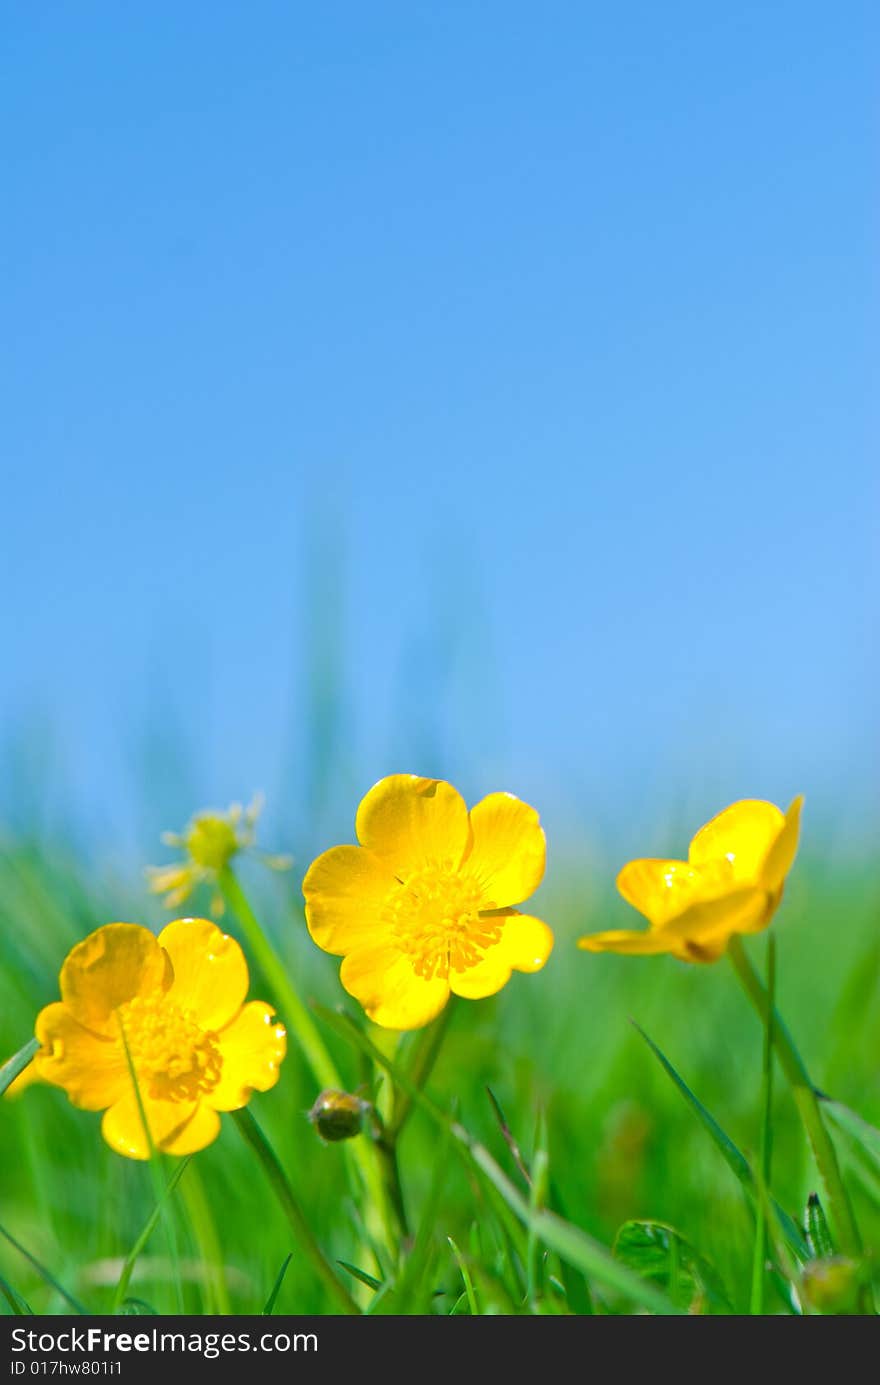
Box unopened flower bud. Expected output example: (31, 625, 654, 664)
(308, 1089, 367, 1142)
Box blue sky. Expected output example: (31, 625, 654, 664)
(2, 3, 877, 862)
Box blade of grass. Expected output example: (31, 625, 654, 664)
(314, 1004, 683, 1315)
(526, 1111, 549, 1310)
(632, 1019, 809, 1262)
(486, 1087, 531, 1186)
(750, 937, 775, 1315)
(0, 1273, 33, 1315)
(178, 1163, 230, 1314)
(232, 1108, 359, 1315)
(111, 1158, 191, 1312)
(119, 1021, 184, 1313)
(337, 1261, 382, 1292)
(728, 935, 862, 1263)
(448, 1236, 479, 1315)
(219, 867, 394, 1259)
(262, 1254, 292, 1314)
(0, 1222, 88, 1315)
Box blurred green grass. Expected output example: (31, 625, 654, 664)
(1, 824, 878, 1315)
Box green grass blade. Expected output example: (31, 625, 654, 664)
(0, 1038, 39, 1097)
(0, 1273, 33, 1315)
(750, 937, 775, 1315)
(447, 1236, 479, 1315)
(262, 1253, 293, 1314)
(112, 1158, 191, 1313)
(337, 1260, 382, 1292)
(526, 1112, 549, 1309)
(314, 1004, 683, 1314)
(0, 1222, 89, 1315)
(632, 1020, 809, 1263)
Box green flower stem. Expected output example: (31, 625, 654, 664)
(728, 935, 862, 1261)
(749, 938, 775, 1315)
(112, 1158, 191, 1312)
(218, 865, 339, 1090)
(389, 1000, 456, 1141)
(218, 866, 395, 1260)
(233, 1109, 359, 1315)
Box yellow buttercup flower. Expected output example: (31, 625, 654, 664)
(303, 774, 553, 1030)
(147, 794, 291, 916)
(29, 919, 286, 1158)
(578, 797, 803, 963)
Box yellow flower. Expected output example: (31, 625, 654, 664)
(303, 774, 553, 1030)
(29, 919, 287, 1158)
(147, 795, 291, 916)
(578, 797, 803, 963)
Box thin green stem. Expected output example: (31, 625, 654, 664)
(218, 866, 395, 1261)
(750, 937, 775, 1315)
(389, 1000, 456, 1141)
(232, 1108, 359, 1315)
(728, 935, 862, 1261)
(112, 1159, 191, 1312)
(218, 866, 339, 1090)
(119, 1022, 184, 1313)
(180, 1162, 231, 1314)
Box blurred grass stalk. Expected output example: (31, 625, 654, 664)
(217, 864, 396, 1266)
(727, 937, 863, 1269)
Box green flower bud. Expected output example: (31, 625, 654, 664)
(309, 1089, 367, 1142)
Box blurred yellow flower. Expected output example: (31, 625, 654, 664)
(147, 795, 291, 916)
(578, 797, 803, 963)
(29, 919, 286, 1158)
(303, 774, 553, 1030)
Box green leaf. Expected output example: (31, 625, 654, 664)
(262, 1253, 293, 1314)
(614, 1221, 733, 1314)
(632, 1021, 809, 1262)
(0, 1038, 39, 1097)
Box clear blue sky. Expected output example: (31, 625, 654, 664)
(2, 3, 877, 862)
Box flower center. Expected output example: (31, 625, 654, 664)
(383, 866, 502, 981)
(185, 814, 239, 870)
(117, 994, 222, 1102)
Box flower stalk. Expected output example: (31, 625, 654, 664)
(727, 936, 862, 1262)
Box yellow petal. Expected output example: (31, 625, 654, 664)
(101, 1092, 220, 1159)
(460, 794, 546, 908)
(355, 775, 470, 875)
(60, 925, 171, 1035)
(303, 845, 398, 956)
(158, 918, 248, 1030)
(449, 912, 553, 999)
(659, 885, 770, 947)
(339, 945, 450, 1030)
(688, 800, 786, 884)
(580, 886, 769, 961)
(578, 928, 677, 956)
(33, 1002, 127, 1110)
(208, 1001, 287, 1111)
(616, 858, 706, 926)
(761, 795, 803, 893)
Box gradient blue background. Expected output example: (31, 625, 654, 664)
(3, 3, 877, 864)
